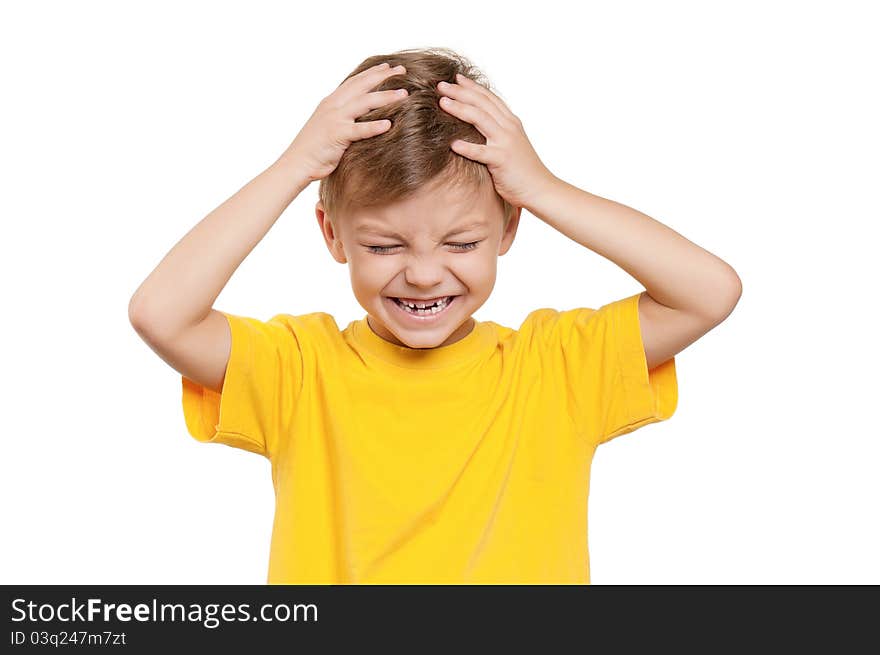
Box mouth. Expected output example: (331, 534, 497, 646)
(386, 295, 458, 322)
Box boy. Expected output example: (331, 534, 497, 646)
(129, 48, 742, 584)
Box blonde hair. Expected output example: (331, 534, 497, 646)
(318, 47, 514, 227)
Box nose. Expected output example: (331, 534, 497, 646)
(403, 255, 446, 289)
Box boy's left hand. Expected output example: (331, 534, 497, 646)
(437, 73, 558, 210)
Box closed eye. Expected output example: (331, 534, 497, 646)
(365, 241, 482, 254)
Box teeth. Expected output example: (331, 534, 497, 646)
(395, 296, 451, 313)
(402, 297, 449, 309)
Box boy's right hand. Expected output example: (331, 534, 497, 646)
(279, 62, 409, 183)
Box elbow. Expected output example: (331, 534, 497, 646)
(727, 268, 743, 304)
(128, 293, 151, 331)
(710, 269, 743, 322)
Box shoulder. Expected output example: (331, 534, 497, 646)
(269, 311, 339, 330)
(517, 305, 601, 337)
(226, 311, 342, 351)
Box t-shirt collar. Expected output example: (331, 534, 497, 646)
(349, 315, 495, 369)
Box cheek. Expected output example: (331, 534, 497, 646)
(460, 253, 496, 278)
(349, 257, 392, 288)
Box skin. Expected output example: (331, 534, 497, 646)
(315, 175, 522, 350)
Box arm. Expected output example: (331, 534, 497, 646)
(129, 62, 408, 392)
(432, 72, 741, 370)
(129, 61, 409, 338)
(128, 155, 311, 339)
(526, 177, 742, 318)
(525, 177, 743, 369)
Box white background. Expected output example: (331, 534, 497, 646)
(2, 0, 877, 585)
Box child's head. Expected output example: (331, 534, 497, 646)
(315, 47, 522, 350)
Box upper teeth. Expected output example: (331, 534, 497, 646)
(401, 297, 450, 309)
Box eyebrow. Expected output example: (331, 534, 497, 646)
(355, 221, 488, 239)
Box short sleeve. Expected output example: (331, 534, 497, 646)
(533, 292, 678, 447)
(181, 311, 303, 460)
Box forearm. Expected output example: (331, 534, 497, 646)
(526, 176, 742, 318)
(129, 154, 311, 337)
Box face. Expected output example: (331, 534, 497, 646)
(315, 177, 521, 350)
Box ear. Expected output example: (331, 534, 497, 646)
(315, 201, 347, 264)
(497, 206, 522, 256)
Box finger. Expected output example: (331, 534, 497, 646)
(452, 73, 517, 122)
(336, 64, 407, 104)
(438, 95, 503, 141)
(352, 87, 408, 116)
(348, 118, 392, 141)
(438, 80, 508, 128)
(333, 62, 389, 93)
(348, 62, 396, 85)
(449, 138, 492, 164)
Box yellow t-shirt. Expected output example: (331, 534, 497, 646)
(181, 291, 677, 584)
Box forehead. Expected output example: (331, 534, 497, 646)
(349, 178, 502, 237)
